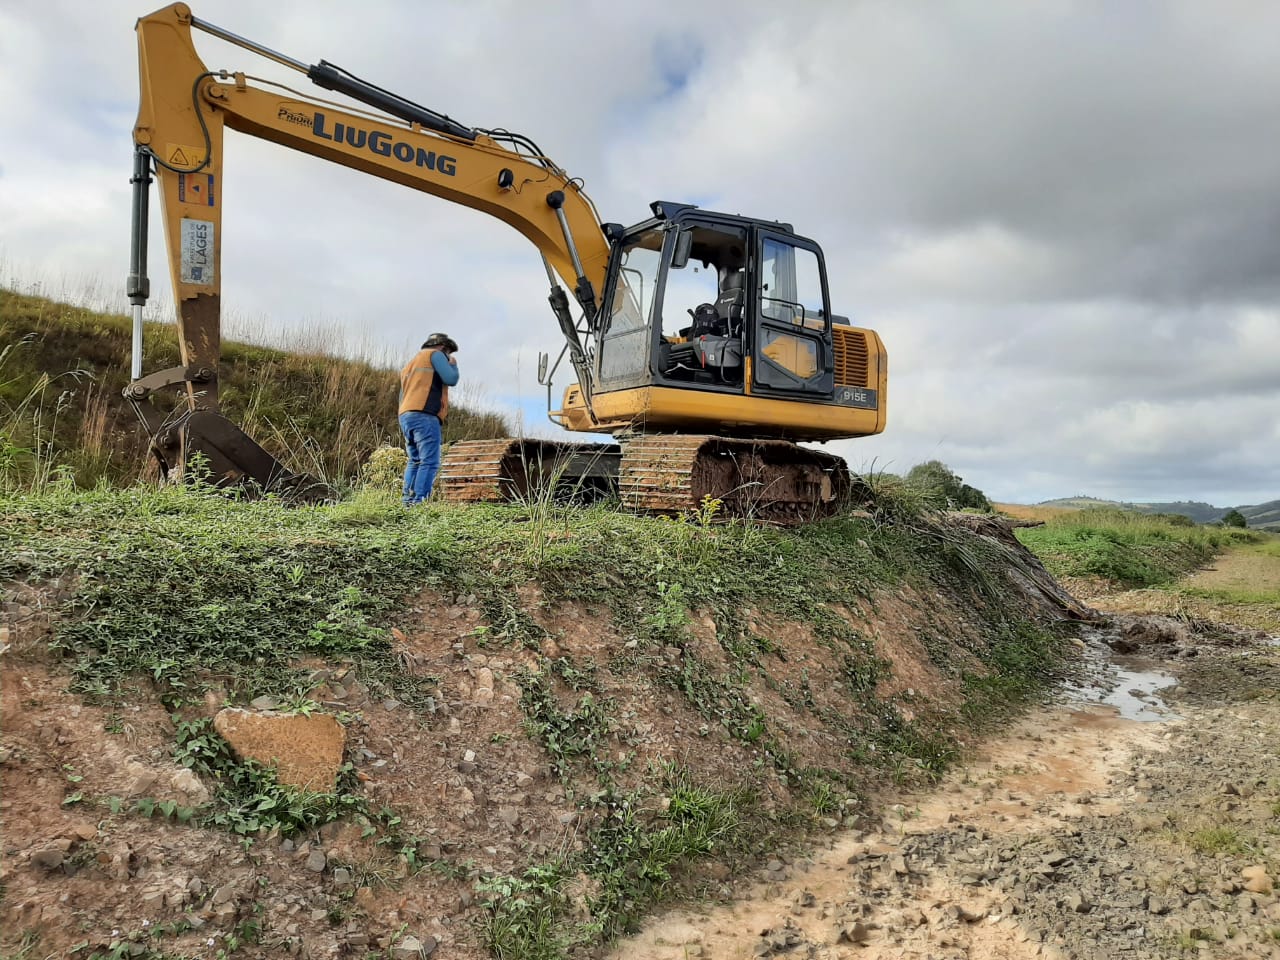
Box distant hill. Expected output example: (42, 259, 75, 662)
(1036, 495, 1280, 531)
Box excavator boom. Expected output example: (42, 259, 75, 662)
(127, 2, 608, 487)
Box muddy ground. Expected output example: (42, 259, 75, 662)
(611, 615, 1280, 960)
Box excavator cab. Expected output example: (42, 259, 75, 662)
(558, 201, 883, 443)
(648, 205, 830, 398)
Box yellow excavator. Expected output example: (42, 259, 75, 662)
(126, 3, 887, 521)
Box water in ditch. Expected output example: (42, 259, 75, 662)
(1057, 625, 1179, 722)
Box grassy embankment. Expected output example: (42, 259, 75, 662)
(2, 478, 1074, 959)
(1010, 506, 1278, 632)
(0, 288, 508, 492)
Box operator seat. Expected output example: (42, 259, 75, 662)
(715, 270, 746, 336)
(661, 271, 746, 382)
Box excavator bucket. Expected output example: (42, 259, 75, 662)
(150, 410, 330, 503)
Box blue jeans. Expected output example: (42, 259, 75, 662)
(399, 411, 442, 504)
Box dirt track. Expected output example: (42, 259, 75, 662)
(611, 620, 1280, 960)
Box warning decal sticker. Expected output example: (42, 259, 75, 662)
(177, 173, 216, 206)
(180, 219, 215, 285)
(165, 143, 204, 167)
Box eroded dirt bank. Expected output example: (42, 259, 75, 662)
(2, 505, 1275, 960)
(611, 621, 1280, 960)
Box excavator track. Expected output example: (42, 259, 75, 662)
(439, 435, 849, 524)
(617, 435, 850, 524)
(437, 438, 620, 504)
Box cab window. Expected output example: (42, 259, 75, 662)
(760, 239, 825, 329)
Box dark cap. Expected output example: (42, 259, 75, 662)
(423, 333, 458, 353)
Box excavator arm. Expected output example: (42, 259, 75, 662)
(126, 3, 610, 486)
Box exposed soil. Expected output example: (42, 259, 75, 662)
(610, 603, 1280, 959)
(3, 540, 1277, 960)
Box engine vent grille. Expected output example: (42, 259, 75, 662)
(833, 328, 869, 387)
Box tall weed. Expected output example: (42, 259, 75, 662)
(0, 334, 90, 492)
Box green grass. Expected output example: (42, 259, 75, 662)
(0, 485, 453, 704)
(479, 765, 752, 958)
(0, 481, 1060, 715)
(1185, 826, 1256, 857)
(1181, 585, 1278, 605)
(0, 933, 42, 960)
(1015, 507, 1259, 589)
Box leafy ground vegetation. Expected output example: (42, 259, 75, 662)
(1, 476, 1082, 960)
(11, 291, 1266, 959)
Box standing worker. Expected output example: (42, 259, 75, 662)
(398, 333, 459, 505)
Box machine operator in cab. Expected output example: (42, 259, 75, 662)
(398, 333, 460, 505)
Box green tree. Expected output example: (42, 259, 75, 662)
(1221, 509, 1247, 528)
(905, 460, 993, 511)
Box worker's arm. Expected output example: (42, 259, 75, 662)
(431, 352, 459, 386)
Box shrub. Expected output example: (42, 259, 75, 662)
(906, 460, 992, 511)
(360, 444, 408, 492)
(1221, 509, 1247, 529)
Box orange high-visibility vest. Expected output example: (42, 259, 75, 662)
(398, 347, 449, 421)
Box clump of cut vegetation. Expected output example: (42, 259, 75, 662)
(904, 459, 993, 511)
(856, 459, 992, 519)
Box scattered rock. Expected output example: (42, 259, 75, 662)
(836, 921, 872, 944)
(30, 846, 65, 870)
(1243, 866, 1273, 895)
(1064, 892, 1092, 914)
(306, 849, 327, 873)
(170, 767, 209, 805)
(946, 903, 986, 923)
(127, 769, 159, 797)
(391, 934, 436, 959)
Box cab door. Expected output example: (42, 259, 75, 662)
(751, 233, 834, 397)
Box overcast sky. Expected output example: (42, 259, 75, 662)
(2, 0, 1278, 506)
